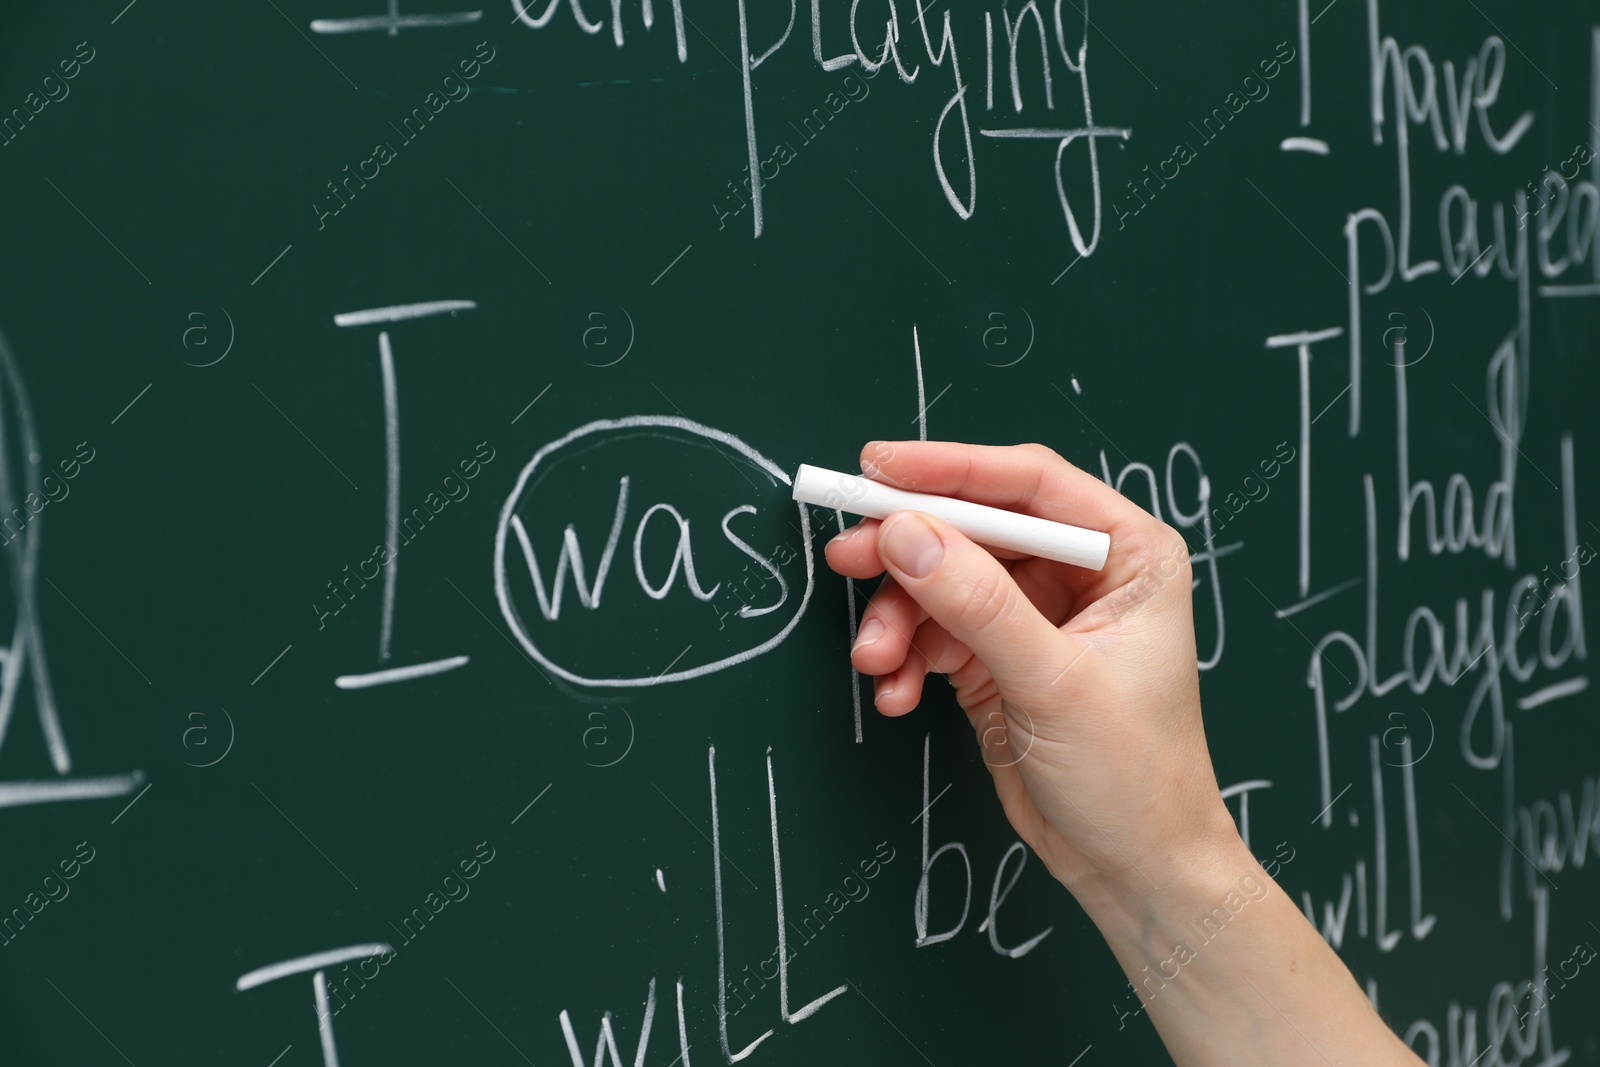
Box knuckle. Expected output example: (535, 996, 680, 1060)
(1151, 525, 1193, 584)
(955, 565, 1016, 635)
(1019, 441, 1061, 463)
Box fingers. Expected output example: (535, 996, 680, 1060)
(827, 517, 1034, 579)
(873, 619, 974, 716)
(858, 440, 1173, 595)
(850, 576, 975, 714)
(850, 574, 923, 675)
(847, 548, 1079, 679)
(830, 525, 1081, 630)
(875, 510, 1065, 689)
(824, 519, 885, 579)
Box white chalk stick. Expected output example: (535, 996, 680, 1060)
(792, 464, 1110, 571)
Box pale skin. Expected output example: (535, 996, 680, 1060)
(824, 440, 1425, 1067)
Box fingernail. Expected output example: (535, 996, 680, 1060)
(875, 679, 897, 707)
(880, 513, 943, 579)
(828, 527, 859, 548)
(854, 618, 884, 650)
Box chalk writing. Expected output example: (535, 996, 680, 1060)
(495, 416, 814, 686)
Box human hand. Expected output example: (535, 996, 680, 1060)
(824, 441, 1239, 902)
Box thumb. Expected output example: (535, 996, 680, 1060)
(876, 511, 1066, 687)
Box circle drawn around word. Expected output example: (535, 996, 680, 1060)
(493, 415, 815, 688)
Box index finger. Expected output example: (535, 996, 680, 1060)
(858, 440, 1176, 594)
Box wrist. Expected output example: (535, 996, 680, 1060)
(1070, 803, 1255, 947)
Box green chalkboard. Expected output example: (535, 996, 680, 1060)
(2, 0, 1598, 1064)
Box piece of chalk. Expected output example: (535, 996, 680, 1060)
(792, 464, 1110, 571)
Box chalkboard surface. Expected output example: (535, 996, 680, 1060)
(2, 1, 1597, 1064)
